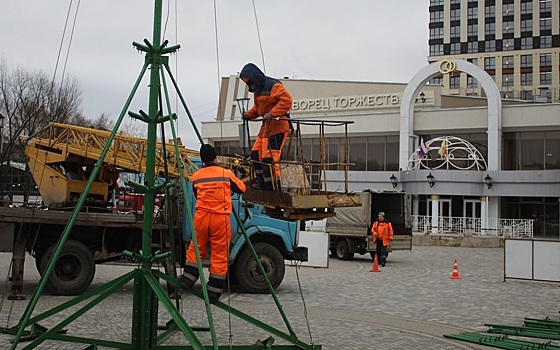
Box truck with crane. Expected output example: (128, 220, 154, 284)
(0, 122, 306, 298)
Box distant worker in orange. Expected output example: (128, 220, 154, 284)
(371, 211, 393, 267)
(181, 144, 246, 303)
(239, 63, 293, 191)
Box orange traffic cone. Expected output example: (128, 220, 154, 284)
(450, 259, 462, 279)
(370, 254, 381, 273)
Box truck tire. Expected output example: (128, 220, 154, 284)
(235, 242, 285, 294)
(335, 240, 353, 260)
(39, 240, 95, 295)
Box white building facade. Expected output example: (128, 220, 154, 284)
(202, 61, 560, 238)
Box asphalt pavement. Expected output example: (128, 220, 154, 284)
(0, 246, 559, 349)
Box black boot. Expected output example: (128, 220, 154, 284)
(180, 264, 199, 290)
(207, 274, 226, 304)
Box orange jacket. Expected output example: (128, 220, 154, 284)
(240, 63, 293, 137)
(192, 163, 246, 214)
(371, 220, 394, 247)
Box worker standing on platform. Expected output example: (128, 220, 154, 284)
(180, 144, 246, 303)
(371, 211, 393, 267)
(239, 63, 293, 191)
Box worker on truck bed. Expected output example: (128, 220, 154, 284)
(239, 63, 293, 191)
(371, 211, 393, 267)
(180, 144, 246, 303)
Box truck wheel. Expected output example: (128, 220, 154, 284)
(39, 240, 95, 295)
(235, 242, 285, 294)
(336, 240, 353, 260)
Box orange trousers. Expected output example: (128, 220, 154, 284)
(185, 210, 231, 276)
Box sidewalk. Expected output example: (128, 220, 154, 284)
(0, 246, 558, 349)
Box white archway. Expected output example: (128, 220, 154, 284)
(399, 60, 502, 171)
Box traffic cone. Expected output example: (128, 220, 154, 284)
(450, 259, 462, 279)
(370, 254, 381, 273)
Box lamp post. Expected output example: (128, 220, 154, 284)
(427, 172, 435, 188)
(484, 174, 492, 189)
(390, 173, 398, 188)
(236, 98, 251, 156)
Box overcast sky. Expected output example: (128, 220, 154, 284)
(1, 1, 429, 148)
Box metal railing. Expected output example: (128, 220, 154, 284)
(412, 215, 533, 238)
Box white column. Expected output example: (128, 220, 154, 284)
(431, 195, 439, 234)
(480, 196, 488, 235)
(412, 195, 420, 231)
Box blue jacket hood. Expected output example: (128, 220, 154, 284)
(239, 63, 280, 95)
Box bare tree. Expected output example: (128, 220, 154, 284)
(0, 58, 83, 163)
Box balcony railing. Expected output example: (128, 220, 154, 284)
(412, 215, 533, 238)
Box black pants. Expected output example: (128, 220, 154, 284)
(375, 240, 388, 266)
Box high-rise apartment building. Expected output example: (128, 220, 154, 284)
(428, 0, 559, 102)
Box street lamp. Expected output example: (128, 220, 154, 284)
(484, 174, 493, 189)
(427, 172, 435, 188)
(390, 174, 398, 188)
(236, 98, 250, 116)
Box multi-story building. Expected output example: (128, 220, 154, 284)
(428, 0, 560, 102)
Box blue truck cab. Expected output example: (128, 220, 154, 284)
(182, 170, 308, 293)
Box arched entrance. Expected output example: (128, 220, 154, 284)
(398, 59, 502, 171)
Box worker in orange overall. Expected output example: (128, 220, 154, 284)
(370, 211, 393, 267)
(180, 144, 246, 303)
(239, 63, 293, 191)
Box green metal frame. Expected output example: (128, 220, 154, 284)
(1, 1, 320, 349)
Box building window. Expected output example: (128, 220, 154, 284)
(450, 25, 461, 38)
(502, 55, 514, 69)
(520, 37, 533, 49)
(485, 40, 496, 52)
(484, 57, 496, 70)
(540, 71, 552, 85)
(521, 1, 533, 14)
(520, 90, 534, 100)
(450, 8, 461, 21)
(467, 57, 478, 66)
(450, 0, 461, 4)
(540, 53, 552, 66)
(502, 3, 514, 16)
(521, 72, 533, 86)
(430, 10, 444, 22)
(521, 19, 533, 32)
(540, 17, 552, 31)
(430, 27, 444, 39)
(467, 75, 478, 88)
(467, 7, 478, 19)
(430, 0, 444, 5)
(450, 42, 461, 54)
(503, 21, 514, 34)
(485, 22, 496, 35)
(429, 44, 444, 56)
(485, 5, 496, 17)
(502, 73, 514, 87)
(540, 0, 552, 12)
(467, 24, 478, 37)
(450, 75, 461, 89)
(503, 38, 514, 51)
(540, 36, 552, 48)
(429, 76, 443, 85)
(521, 54, 532, 68)
(467, 41, 478, 53)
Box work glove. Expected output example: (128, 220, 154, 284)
(242, 113, 250, 121)
(263, 113, 273, 120)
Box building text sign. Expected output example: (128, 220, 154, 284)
(291, 92, 429, 112)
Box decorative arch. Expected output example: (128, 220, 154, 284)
(408, 136, 487, 171)
(398, 60, 502, 171)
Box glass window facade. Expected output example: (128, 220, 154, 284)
(503, 131, 560, 170)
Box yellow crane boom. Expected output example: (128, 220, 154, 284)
(24, 122, 199, 206)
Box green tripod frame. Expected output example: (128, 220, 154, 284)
(1, 1, 320, 349)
